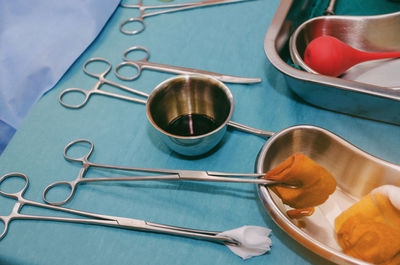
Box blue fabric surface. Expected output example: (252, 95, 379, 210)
(0, 1, 400, 265)
(0, 0, 120, 153)
(0, 120, 15, 155)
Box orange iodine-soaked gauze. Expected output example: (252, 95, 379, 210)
(335, 186, 400, 264)
(264, 153, 337, 209)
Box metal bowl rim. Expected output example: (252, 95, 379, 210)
(146, 74, 235, 140)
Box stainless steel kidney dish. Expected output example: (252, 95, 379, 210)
(255, 125, 400, 265)
(264, 0, 400, 125)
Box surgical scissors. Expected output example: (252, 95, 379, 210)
(0, 173, 238, 245)
(43, 139, 283, 206)
(119, 0, 255, 35)
(115, 46, 261, 83)
(59, 57, 148, 109)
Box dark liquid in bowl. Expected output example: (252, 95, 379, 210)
(166, 114, 218, 136)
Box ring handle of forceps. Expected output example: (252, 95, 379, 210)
(59, 58, 113, 109)
(120, 17, 146, 35)
(82, 57, 112, 78)
(42, 139, 94, 205)
(63, 139, 94, 163)
(59, 88, 92, 109)
(0, 173, 30, 240)
(0, 172, 29, 200)
(115, 46, 150, 81)
(42, 180, 77, 206)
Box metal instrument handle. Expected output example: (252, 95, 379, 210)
(227, 121, 275, 137)
(324, 0, 337, 15)
(42, 138, 289, 206)
(59, 58, 148, 109)
(59, 88, 92, 109)
(1, 173, 238, 245)
(117, 218, 239, 245)
(115, 46, 150, 80)
(116, 46, 261, 83)
(42, 180, 77, 206)
(119, 0, 254, 35)
(0, 173, 29, 240)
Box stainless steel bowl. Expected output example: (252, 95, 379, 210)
(264, 0, 400, 125)
(146, 75, 234, 156)
(255, 125, 400, 264)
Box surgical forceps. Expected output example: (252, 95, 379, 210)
(0, 173, 238, 245)
(59, 58, 148, 109)
(119, 0, 255, 35)
(115, 46, 261, 83)
(43, 139, 282, 206)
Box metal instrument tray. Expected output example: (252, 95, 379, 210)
(264, 0, 400, 125)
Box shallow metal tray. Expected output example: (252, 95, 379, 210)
(264, 0, 400, 125)
(255, 125, 400, 265)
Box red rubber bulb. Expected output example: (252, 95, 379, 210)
(304, 36, 400, 77)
